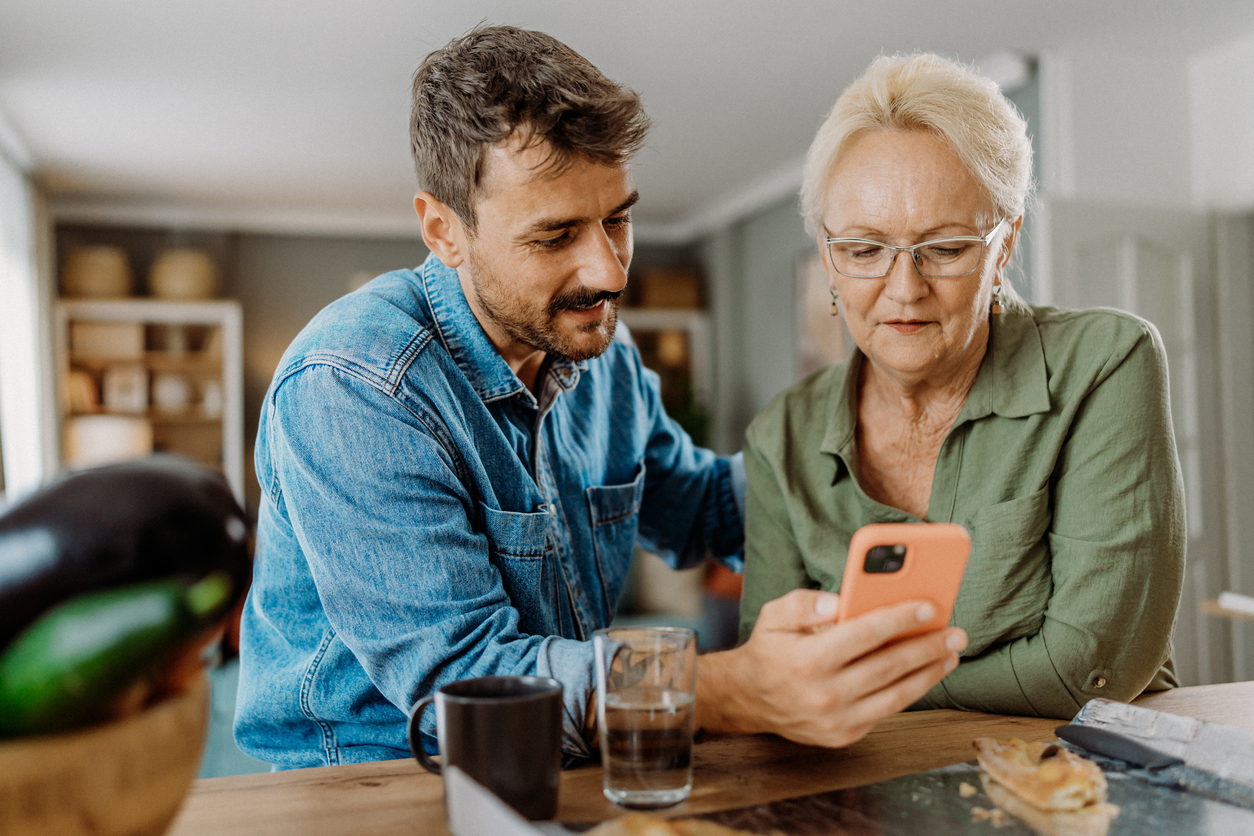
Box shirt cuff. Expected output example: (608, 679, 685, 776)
(533, 635, 597, 760)
(932, 630, 1085, 720)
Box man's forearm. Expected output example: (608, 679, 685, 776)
(695, 647, 757, 736)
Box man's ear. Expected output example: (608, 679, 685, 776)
(414, 192, 467, 268)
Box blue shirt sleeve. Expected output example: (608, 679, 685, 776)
(629, 356, 745, 573)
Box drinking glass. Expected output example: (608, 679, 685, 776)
(593, 625, 697, 809)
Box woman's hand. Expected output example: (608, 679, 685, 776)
(696, 589, 966, 748)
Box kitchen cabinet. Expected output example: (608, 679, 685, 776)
(55, 298, 245, 502)
(618, 308, 710, 446)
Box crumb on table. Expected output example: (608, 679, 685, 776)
(970, 805, 1009, 827)
(959, 781, 978, 798)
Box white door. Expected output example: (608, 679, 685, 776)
(1039, 200, 1228, 686)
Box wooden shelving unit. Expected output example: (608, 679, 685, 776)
(55, 298, 245, 502)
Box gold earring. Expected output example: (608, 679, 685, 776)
(830, 289, 840, 316)
(991, 279, 1003, 315)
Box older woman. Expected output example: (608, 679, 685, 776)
(739, 53, 1184, 720)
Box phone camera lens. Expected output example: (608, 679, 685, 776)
(865, 545, 907, 573)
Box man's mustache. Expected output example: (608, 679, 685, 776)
(549, 288, 623, 315)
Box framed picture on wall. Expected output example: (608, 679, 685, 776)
(795, 249, 850, 378)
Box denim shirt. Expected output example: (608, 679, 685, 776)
(235, 254, 744, 768)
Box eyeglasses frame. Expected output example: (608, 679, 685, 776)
(823, 218, 1009, 279)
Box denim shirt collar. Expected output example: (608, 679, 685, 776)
(819, 306, 1052, 464)
(419, 254, 586, 405)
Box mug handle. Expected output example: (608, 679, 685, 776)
(408, 695, 441, 774)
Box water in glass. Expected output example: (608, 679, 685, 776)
(601, 686, 694, 809)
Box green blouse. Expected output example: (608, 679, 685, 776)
(741, 305, 1184, 720)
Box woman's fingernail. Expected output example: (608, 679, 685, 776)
(916, 602, 936, 623)
(946, 631, 967, 652)
(815, 594, 838, 618)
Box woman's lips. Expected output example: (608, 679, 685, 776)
(884, 320, 929, 334)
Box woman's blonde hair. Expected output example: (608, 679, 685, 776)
(800, 53, 1034, 233)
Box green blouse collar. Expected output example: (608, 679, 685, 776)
(819, 306, 1052, 461)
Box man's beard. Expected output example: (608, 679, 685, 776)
(465, 246, 622, 362)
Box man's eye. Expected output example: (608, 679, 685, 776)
(605, 214, 631, 230)
(534, 233, 570, 250)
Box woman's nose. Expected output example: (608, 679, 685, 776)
(881, 250, 928, 304)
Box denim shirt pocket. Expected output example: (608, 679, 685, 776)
(478, 503, 555, 634)
(586, 463, 647, 621)
(956, 486, 1052, 655)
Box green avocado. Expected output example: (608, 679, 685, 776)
(0, 571, 232, 736)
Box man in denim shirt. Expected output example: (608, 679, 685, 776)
(236, 25, 965, 769)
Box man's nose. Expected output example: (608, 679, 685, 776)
(578, 225, 629, 293)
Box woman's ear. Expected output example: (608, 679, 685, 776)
(816, 231, 836, 279)
(997, 215, 1024, 273)
(414, 192, 466, 268)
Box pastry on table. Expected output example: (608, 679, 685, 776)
(585, 813, 780, 836)
(972, 737, 1119, 836)
(980, 774, 1120, 836)
(972, 737, 1108, 811)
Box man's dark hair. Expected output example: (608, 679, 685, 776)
(410, 25, 650, 232)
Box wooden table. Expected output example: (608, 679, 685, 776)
(168, 682, 1254, 836)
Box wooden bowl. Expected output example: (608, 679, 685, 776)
(148, 250, 219, 300)
(0, 676, 210, 836)
(61, 246, 135, 298)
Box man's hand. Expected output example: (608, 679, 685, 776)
(696, 589, 967, 748)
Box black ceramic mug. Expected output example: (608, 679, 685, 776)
(408, 676, 564, 820)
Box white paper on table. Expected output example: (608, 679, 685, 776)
(444, 766, 548, 836)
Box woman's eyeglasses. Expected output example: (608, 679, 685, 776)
(824, 218, 1008, 279)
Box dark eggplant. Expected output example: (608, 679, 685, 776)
(0, 454, 251, 651)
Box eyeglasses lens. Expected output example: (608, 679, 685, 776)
(828, 240, 986, 278)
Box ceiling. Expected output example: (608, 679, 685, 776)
(2, 1, 1252, 243)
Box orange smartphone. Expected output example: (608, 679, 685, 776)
(835, 522, 971, 638)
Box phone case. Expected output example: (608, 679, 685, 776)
(835, 522, 971, 637)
